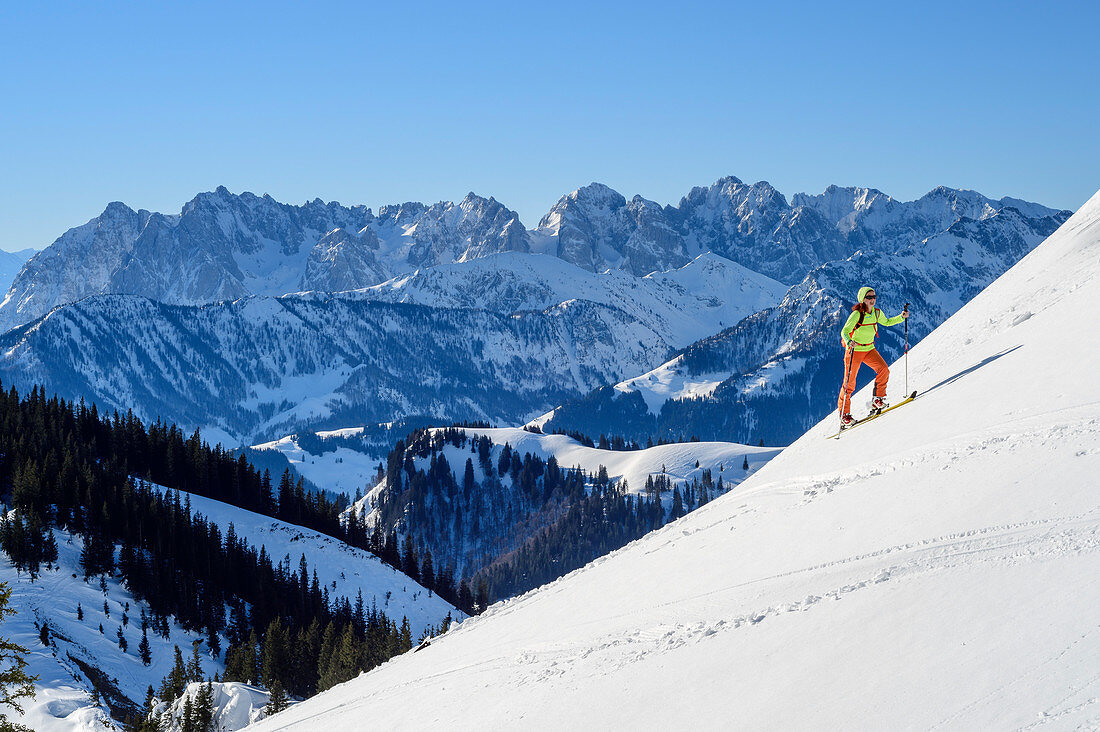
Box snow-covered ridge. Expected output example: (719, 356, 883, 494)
(247, 191, 1100, 730)
(0, 179, 1065, 332)
(0, 291, 674, 445)
(347, 426, 781, 526)
(345, 251, 787, 348)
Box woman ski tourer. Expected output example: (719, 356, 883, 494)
(837, 286, 909, 427)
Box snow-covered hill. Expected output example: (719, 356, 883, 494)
(246, 192, 1100, 731)
(0, 528, 221, 731)
(0, 485, 458, 731)
(152, 486, 460, 636)
(343, 425, 781, 607)
(348, 426, 781, 520)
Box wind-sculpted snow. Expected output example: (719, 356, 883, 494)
(0, 293, 672, 445)
(245, 192, 1100, 731)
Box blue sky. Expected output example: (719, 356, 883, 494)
(1, 0, 1096, 251)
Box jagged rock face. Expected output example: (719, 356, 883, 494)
(676, 177, 848, 283)
(302, 227, 387, 293)
(0, 189, 529, 331)
(536, 178, 1068, 287)
(536, 184, 692, 276)
(0, 202, 154, 328)
(404, 194, 530, 268)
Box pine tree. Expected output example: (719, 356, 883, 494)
(186, 642, 203, 682)
(743, 455, 749, 471)
(420, 550, 434, 594)
(180, 694, 195, 732)
(0, 583, 37, 718)
(260, 618, 291, 690)
(315, 622, 338, 692)
(158, 645, 188, 702)
(139, 629, 152, 666)
(76, 603, 83, 621)
(192, 680, 215, 732)
(117, 625, 128, 652)
(264, 679, 289, 716)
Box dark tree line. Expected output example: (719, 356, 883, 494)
(363, 427, 735, 608)
(0, 382, 452, 726)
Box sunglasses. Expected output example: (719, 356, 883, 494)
(864, 294, 877, 300)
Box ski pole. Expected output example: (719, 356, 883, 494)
(903, 302, 909, 394)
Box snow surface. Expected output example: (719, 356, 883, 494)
(251, 433, 382, 499)
(155, 681, 274, 731)
(0, 483, 459, 731)
(0, 528, 222, 732)
(148, 485, 461, 638)
(247, 193, 1100, 731)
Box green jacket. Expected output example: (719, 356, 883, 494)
(841, 308, 906, 352)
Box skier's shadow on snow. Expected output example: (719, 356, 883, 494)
(919, 345, 1022, 397)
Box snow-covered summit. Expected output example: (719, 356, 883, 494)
(0, 188, 528, 331)
(2, 179, 1063, 334)
(352, 250, 787, 348)
(247, 190, 1100, 730)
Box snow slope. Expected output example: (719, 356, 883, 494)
(0, 529, 222, 732)
(150, 486, 461, 638)
(251, 430, 382, 499)
(247, 193, 1100, 732)
(0, 484, 459, 731)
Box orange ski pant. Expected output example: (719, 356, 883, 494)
(837, 347, 889, 416)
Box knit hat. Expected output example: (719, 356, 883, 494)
(857, 286, 875, 302)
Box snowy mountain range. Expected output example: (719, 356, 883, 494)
(0, 179, 1068, 450)
(0, 288, 673, 446)
(245, 189, 1100, 731)
(0, 179, 1063, 333)
(0, 189, 529, 332)
(538, 202, 1070, 445)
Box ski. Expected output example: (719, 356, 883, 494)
(826, 390, 918, 439)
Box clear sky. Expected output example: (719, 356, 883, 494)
(1, 0, 1096, 252)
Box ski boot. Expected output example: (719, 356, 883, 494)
(870, 396, 887, 414)
(839, 413, 854, 429)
